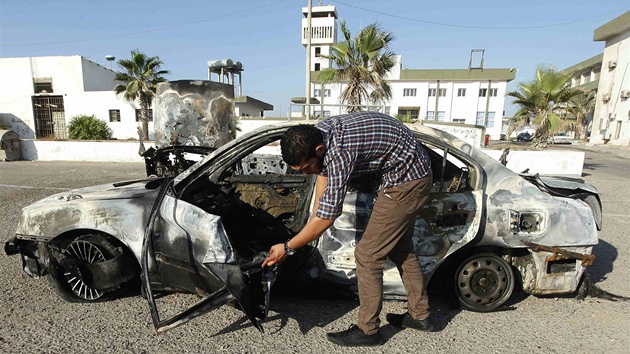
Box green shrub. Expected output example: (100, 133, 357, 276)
(68, 115, 113, 140)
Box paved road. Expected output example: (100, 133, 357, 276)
(0, 155, 628, 354)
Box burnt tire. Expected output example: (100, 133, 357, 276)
(454, 253, 515, 312)
(47, 234, 137, 303)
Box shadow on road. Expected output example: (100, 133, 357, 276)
(589, 239, 617, 283)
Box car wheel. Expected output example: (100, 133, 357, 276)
(454, 253, 515, 312)
(47, 234, 136, 303)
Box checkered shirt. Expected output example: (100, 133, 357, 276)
(316, 111, 431, 220)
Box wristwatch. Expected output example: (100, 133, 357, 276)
(284, 240, 296, 256)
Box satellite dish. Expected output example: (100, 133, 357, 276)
(105, 55, 115, 61)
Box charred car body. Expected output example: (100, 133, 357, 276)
(5, 123, 602, 332)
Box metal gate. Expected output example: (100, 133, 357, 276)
(32, 96, 67, 139)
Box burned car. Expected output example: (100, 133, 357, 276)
(5, 123, 602, 332)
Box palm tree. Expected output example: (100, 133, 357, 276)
(506, 65, 579, 149)
(319, 21, 396, 113)
(565, 89, 596, 139)
(114, 50, 169, 140)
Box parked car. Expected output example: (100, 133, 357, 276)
(517, 132, 533, 142)
(548, 132, 572, 144)
(5, 123, 602, 333)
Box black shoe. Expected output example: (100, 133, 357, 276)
(326, 324, 383, 347)
(386, 312, 433, 332)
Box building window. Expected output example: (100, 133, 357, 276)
(476, 112, 484, 125)
(428, 89, 436, 97)
(314, 63, 321, 71)
(453, 118, 466, 124)
(427, 111, 445, 121)
(315, 47, 321, 57)
(314, 89, 321, 97)
(323, 89, 330, 97)
(476, 112, 495, 127)
(397, 108, 419, 120)
(457, 88, 466, 97)
(479, 88, 498, 97)
(33, 78, 53, 94)
(403, 88, 417, 97)
(438, 89, 446, 97)
(109, 109, 121, 122)
(135, 109, 153, 122)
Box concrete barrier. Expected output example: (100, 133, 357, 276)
(20, 140, 145, 163)
(17, 140, 585, 177)
(481, 149, 585, 177)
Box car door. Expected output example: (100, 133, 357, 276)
(315, 137, 483, 295)
(141, 129, 315, 333)
(141, 179, 276, 333)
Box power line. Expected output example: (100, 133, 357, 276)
(1, 0, 289, 47)
(331, 1, 629, 30)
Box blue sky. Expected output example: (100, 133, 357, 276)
(1, 0, 627, 117)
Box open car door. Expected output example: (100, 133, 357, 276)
(141, 179, 276, 333)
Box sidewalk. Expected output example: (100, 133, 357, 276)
(570, 141, 630, 160)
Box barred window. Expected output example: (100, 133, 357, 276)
(109, 109, 121, 122)
(135, 109, 153, 122)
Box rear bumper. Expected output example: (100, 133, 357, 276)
(512, 245, 593, 295)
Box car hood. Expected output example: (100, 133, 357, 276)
(26, 178, 163, 207)
(15, 178, 165, 244)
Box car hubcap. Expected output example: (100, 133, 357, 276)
(457, 256, 510, 306)
(63, 240, 106, 300)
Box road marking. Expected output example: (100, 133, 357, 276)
(0, 184, 69, 191)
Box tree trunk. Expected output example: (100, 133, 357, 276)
(531, 130, 548, 150)
(140, 99, 150, 140)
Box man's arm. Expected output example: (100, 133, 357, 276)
(262, 175, 333, 267)
(312, 175, 327, 215)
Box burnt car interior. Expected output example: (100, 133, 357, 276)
(178, 136, 316, 271)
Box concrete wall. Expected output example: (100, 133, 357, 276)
(19, 139, 144, 162)
(153, 80, 235, 148)
(481, 149, 585, 177)
(16, 139, 583, 177)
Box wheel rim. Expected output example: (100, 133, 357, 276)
(63, 240, 106, 300)
(456, 255, 513, 309)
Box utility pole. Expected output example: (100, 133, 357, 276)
(305, 0, 312, 120)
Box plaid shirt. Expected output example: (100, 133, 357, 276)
(316, 111, 431, 220)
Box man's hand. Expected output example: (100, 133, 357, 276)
(262, 243, 287, 268)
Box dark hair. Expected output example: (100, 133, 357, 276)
(281, 124, 323, 165)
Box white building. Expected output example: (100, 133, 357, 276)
(0, 56, 273, 142)
(589, 11, 630, 146)
(301, 5, 516, 140)
(0, 55, 151, 140)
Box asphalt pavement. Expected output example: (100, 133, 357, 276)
(0, 153, 629, 353)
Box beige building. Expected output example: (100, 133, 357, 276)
(589, 11, 630, 146)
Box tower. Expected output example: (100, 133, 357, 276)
(301, 4, 337, 72)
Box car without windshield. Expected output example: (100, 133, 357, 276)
(5, 122, 602, 333)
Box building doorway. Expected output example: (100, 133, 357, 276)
(32, 96, 67, 139)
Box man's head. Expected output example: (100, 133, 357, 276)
(281, 124, 325, 174)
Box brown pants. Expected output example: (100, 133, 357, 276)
(355, 174, 432, 335)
